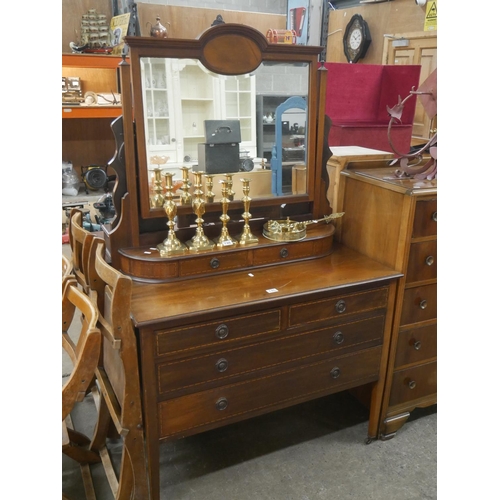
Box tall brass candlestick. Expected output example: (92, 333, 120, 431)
(204, 174, 215, 203)
(238, 178, 259, 245)
(150, 167, 164, 208)
(157, 172, 186, 256)
(186, 171, 215, 252)
(179, 166, 192, 206)
(215, 180, 237, 248)
(225, 173, 235, 201)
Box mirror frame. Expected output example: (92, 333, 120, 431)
(125, 24, 323, 221)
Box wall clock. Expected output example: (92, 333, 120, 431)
(343, 14, 371, 63)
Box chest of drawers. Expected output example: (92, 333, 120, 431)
(336, 165, 437, 439)
(130, 245, 400, 498)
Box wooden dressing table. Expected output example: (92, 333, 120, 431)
(102, 25, 402, 499)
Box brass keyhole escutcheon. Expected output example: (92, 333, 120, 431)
(333, 331, 344, 344)
(215, 324, 229, 339)
(330, 367, 341, 379)
(215, 358, 228, 372)
(280, 248, 289, 258)
(335, 300, 346, 313)
(216, 397, 228, 411)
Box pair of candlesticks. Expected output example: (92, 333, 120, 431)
(154, 167, 259, 256)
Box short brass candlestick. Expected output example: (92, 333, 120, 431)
(238, 178, 259, 245)
(225, 173, 235, 201)
(157, 172, 186, 256)
(186, 171, 215, 252)
(215, 180, 237, 248)
(150, 167, 164, 208)
(204, 174, 215, 203)
(179, 166, 192, 206)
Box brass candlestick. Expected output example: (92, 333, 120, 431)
(186, 171, 215, 252)
(157, 172, 186, 256)
(215, 180, 237, 248)
(238, 178, 259, 245)
(179, 166, 192, 206)
(204, 174, 215, 203)
(150, 167, 164, 208)
(225, 173, 235, 201)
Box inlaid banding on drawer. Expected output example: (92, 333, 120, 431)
(158, 315, 386, 395)
(289, 288, 388, 327)
(179, 251, 250, 277)
(156, 309, 281, 356)
(158, 346, 382, 439)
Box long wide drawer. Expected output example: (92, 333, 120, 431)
(158, 346, 382, 439)
(389, 360, 437, 407)
(158, 315, 386, 396)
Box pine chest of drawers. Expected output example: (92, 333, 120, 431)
(130, 244, 400, 497)
(337, 165, 437, 439)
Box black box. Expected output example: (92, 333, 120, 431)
(197, 143, 240, 174)
(204, 120, 241, 144)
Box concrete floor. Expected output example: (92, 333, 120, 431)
(62, 242, 437, 499)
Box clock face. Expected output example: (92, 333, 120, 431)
(343, 14, 371, 63)
(349, 28, 362, 50)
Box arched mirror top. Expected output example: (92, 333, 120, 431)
(124, 24, 323, 220)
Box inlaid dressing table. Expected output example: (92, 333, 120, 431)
(100, 25, 402, 499)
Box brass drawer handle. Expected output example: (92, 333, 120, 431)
(419, 299, 427, 310)
(412, 340, 422, 350)
(280, 248, 289, 258)
(432, 211, 437, 222)
(215, 397, 228, 411)
(425, 255, 435, 266)
(215, 324, 229, 339)
(333, 331, 344, 344)
(215, 358, 228, 373)
(330, 367, 341, 379)
(335, 300, 346, 314)
(210, 257, 220, 269)
(408, 380, 417, 390)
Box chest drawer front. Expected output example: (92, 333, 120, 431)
(253, 240, 315, 265)
(412, 198, 437, 238)
(179, 251, 250, 278)
(389, 360, 437, 407)
(400, 283, 437, 326)
(158, 315, 386, 396)
(289, 288, 388, 327)
(394, 323, 437, 369)
(156, 309, 282, 357)
(406, 240, 437, 284)
(159, 346, 382, 439)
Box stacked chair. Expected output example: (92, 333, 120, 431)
(62, 210, 150, 499)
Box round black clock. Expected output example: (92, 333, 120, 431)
(343, 14, 371, 63)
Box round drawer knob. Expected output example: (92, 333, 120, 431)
(335, 300, 346, 314)
(408, 380, 417, 390)
(413, 340, 422, 351)
(210, 257, 220, 269)
(215, 324, 229, 339)
(215, 397, 228, 411)
(419, 300, 428, 310)
(333, 331, 344, 345)
(330, 367, 341, 379)
(425, 255, 435, 266)
(215, 358, 228, 373)
(280, 248, 289, 258)
(432, 211, 437, 222)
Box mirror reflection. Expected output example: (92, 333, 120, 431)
(140, 57, 309, 204)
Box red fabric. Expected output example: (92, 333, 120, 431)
(321, 63, 421, 153)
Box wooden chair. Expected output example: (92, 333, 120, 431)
(85, 237, 150, 499)
(62, 253, 73, 292)
(69, 209, 95, 293)
(62, 278, 102, 488)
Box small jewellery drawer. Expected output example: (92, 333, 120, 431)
(289, 288, 388, 327)
(253, 240, 315, 265)
(179, 251, 250, 278)
(155, 309, 281, 356)
(158, 315, 386, 395)
(412, 198, 437, 238)
(400, 283, 437, 327)
(159, 346, 382, 438)
(406, 240, 437, 284)
(388, 360, 437, 407)
(394, 323, 437, 369)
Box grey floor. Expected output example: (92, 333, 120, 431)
(62, 242, 437, 500)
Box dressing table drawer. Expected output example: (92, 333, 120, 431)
(388, 361, 437, 407)
(406, 240, 437, 284)
(400, 284, 437, 326)
(412, 199, 437, 238)
(394, 323, 437, 369)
